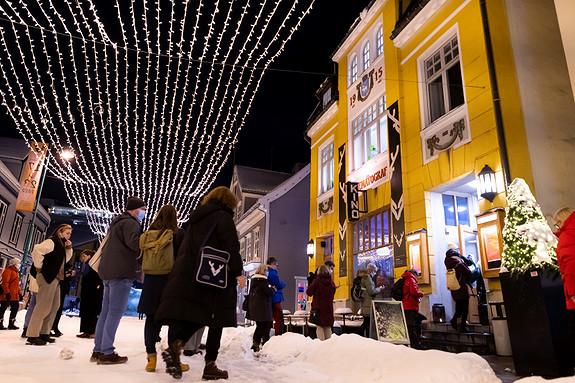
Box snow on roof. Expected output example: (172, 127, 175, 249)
(235, 165, 292, 195)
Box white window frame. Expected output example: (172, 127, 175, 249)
(376, 25, 384, 57)
(318, 137, 335, 196)
(351, 95, 388, 170)
(362, 41, 371, 72)
(9, 212, 23, 245)
(246, 233, 253, 263)
(240, 238, 246, 260)
(0, 198, 8, 235)
(417, 27, 466, 129)
(253, 227, 260, 259)
(348, 54, 358, 86)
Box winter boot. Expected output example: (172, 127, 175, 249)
(162, 339, 184, 379)
(251, 341, 260, 352)
(202, 360, 228, 380)
(8, 319, 19, 330)
(39, 334, 56, 343)
(21, 327, 27, 338)
(180, 363, 190, 372)
(26, 336, 47, 346)
(146, 353, 157, 372)
(0, 320, 5, 330)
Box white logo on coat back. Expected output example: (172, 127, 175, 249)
(209, 261, 224, 276)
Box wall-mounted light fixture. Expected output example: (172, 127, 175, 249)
(307, 239, 315, 258)
(478, 164, 497, 202)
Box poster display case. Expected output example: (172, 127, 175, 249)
(405, 229, 430, 284)
(476, 208, 505, 278)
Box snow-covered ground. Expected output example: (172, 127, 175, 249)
(0, 310, 570, 382)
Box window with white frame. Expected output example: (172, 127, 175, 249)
(362, 41, 370, 72)
(352, 96, 388, 170)
(0, 198, 8, 235)
(9, 213, 23, 245)
(240, 238, 246, 260)
(424, 36, 465, 125)
(348, 55, 358, 86)
(376, 26, 384, 57)
(246, 233, 253, 262)
(319, 141, 334, 195)
(253, 228, 260, 259)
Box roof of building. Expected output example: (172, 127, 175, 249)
(0, 137, 30, 161)
(235, 165, 292, 195)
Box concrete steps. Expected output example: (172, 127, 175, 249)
(421, 321, 496, 354)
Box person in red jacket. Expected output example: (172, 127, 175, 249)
(0, 258, 21, 330)
(553, 207, 575, 366)
(306, 264, 337, 341)
(401, 269, 425, 349)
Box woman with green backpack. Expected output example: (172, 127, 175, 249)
(137, 204, 188, 374)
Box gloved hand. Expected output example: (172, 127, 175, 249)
(5, 293, 11, 301)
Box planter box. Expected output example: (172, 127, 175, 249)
(500, 269, 571, 377)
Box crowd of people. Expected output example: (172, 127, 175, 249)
(2, 192, 575, 380)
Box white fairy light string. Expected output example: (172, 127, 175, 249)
(0, 0, 315, 234)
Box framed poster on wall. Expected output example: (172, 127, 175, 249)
(370, 300, 410, 345)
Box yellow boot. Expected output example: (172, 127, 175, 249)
(146, 353, 157, 372)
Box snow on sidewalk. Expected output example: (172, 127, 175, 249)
(0, 310, 566, 382)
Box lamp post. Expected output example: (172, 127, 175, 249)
(478, 164, 498, 202)
(307, 239, 315, 258)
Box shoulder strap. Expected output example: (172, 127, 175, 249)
(199, 212, 223, 250)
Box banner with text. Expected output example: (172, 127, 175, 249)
(387, 102, 407, 268)
(338, 144, 347, 278)
(16, 142, 49, 212)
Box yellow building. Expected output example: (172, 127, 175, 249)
(306, 0, 575, 323)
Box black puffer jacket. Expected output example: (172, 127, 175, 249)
(98, 212, 142, 281)
(156, 202, 243, 328)
(246, 274, 273, 322)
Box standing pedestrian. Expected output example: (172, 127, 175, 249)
(76, 250, 103, 339)
(553, 207, 575, 366)
(21, 268, 39, 338)
(246, 264, 273, 351)
(306, 264, 336, 341)
(266, 257, 286, 336)
(401, 269, 426, 348)
(51, 263, 76, 337)
(445, 244, 471, 333)
(91, 196, 146, 365)
(156, 186, 246, 380)
(26, 224, 73, 345)
(359, 264, 384, 338)
(137, 204, 188, 374)
(0, 258, 21, 330)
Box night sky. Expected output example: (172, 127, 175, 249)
(0, 0, 373, 206)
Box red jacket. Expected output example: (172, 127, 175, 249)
(401, 271, 424, 311)
(1, 265, 20, 301)
(555, 212, 575, 310)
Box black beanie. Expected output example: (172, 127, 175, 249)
(126, 196, 146, 211)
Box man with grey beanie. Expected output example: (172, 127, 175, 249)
(91, 196, 146, 365)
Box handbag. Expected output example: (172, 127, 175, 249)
(446, 268, 461, 291)
(195, 214, 230, 289)
(309, 309, 320, 325)
(89, 233, 110, 273)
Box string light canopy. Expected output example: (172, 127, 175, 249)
(0, 0, 315, 235)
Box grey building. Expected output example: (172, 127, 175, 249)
(233, 164, 311, 315)
(0, 138, 50, 285)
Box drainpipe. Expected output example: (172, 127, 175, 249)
(480, 0, 512, 187)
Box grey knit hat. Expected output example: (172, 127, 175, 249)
(126, 196, 146, 211)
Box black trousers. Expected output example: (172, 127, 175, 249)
(453, 298, 469, 328)
(79, 313, 99, 335)
(0, 300, 19, 321)
(168, 321, 223, 361)
(359, 315, 371, 338)
(404, 309, 426, 348)
(568, 309, 575, 366)
(253, 321, 269, 345)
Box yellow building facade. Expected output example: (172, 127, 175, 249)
(307, 0, 575, 321)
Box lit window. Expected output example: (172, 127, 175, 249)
(246, 234, 253, 262)
(253, 228, 260, 259)
(442, 194, 470, 227)
(9, 213, 23, 245)
(352, 210, 392, 254)
(363, 42, 370, 72)
(351, 95, 388, 170)
(376, 26, 384, 57)
(424, 36, 464, 125)
(349, 55, 358, 86)
(320, 142, 334, 194)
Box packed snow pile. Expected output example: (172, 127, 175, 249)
(0, 311, 569, 382)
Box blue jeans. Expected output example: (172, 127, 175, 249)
(93, 279, 132, 355)
(24, 292, 37, 327)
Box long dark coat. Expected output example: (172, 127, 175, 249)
(156, 203, 243, 328)
(306, 273, 336, 327)
(80, 264, 103, 318)
(138, 228, 185, 315)
(445, 249, 471, 300)
(246, 274, 273, 322)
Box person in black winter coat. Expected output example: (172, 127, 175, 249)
(77, 250, 103, 338)
(445, 245, 471, 332)
(156, 187, 246, 381)
(246, 264, 274, 352)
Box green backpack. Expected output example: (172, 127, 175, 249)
(139, 229, 174, 275)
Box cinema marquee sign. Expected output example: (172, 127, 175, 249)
(348, 154, 390, 191)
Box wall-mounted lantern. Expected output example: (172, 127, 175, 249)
(478, 164, 497, 202)
(307, 239, 315, 258)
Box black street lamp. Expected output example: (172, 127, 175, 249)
(478, 164, 497, 202)
(307, 239, 315, 258)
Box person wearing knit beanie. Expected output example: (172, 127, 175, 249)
(126, 196, 146, 211)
